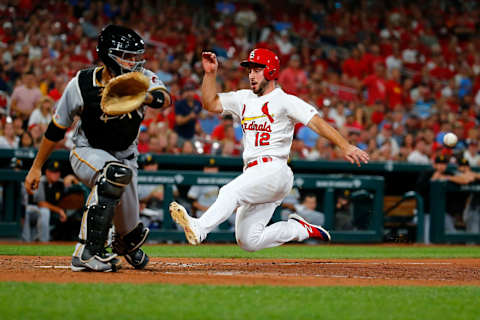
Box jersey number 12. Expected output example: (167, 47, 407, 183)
(255, 132, 270, 146)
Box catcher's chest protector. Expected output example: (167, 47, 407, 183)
(78, 68, 143, 151)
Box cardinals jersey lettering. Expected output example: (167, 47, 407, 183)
(218, 88, 318, 163)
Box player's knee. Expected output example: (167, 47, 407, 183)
(237, 240, 261, 252)
(96, 162, 132, 199)
(236, 232, 262, 252)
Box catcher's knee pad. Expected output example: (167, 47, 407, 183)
(81, 162, 132, 257)
(97, 161, 132, 199)
(112, 222, 150, 255)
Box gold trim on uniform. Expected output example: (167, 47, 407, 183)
(51, 116, 69, 130)
(93, 66, 104, 87)
(72, 149, 98, 172)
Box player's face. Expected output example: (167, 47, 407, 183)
(435, 163, 447, 173)
(109, 49, 145, 72)
(45, 169, 61, 182)
(303, 196, 317, 210)
(248, 67, 268, 95)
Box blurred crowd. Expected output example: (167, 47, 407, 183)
(2, 0, 480, 165)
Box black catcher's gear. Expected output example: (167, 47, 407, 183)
(125, 248, 149, 269)
(97, 25, 145, 76)
(77, 67, 143, 151)
(81, 162, 132, 263)
(112, 222, 150, 269)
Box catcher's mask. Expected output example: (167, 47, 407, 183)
(240, 48, 280, 80)
(97, 25, 145, 76)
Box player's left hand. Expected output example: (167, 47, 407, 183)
(343, 144, 369, 167)
(144, 92, 153, 105)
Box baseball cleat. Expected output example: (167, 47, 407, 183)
(125, 248, 149, 269)
(71, 245, 119, 272)
(169, 201, 203, 245)
(289, 213, 331, 241)
(71, 256, 118, 272)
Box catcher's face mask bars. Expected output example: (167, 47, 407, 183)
(109, 49, 146, 73)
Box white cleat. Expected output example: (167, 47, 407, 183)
(169, 202, 203, 245)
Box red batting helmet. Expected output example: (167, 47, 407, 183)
(240, 48, 280, 80)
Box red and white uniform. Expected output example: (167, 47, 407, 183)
(220, 87, 318, 163)
(196, 87, 316, 251)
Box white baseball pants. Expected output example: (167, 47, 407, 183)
(197, 159, 309, 251)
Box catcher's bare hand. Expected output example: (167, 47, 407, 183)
(202, 51, 218, 73)
(25, 167, 41, 195)
(343, 144, 369, 167)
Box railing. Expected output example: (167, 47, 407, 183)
(0, 169, 385, 243)
(430, 181, 480, 244)
(0, 148, 440, 173)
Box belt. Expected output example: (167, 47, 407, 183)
(247, 156, 273, 168)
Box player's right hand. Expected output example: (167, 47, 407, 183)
(202, 51, 218, 73)
(343, 144, 370, 167)
(25, 167, 41, 195)
(58, 209, 67, 223)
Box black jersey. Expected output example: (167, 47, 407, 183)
(77, 67, 143, 151)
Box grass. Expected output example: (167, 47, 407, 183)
(1, 244, 479, 319)
(1, 243, 480, 259)
(0, 282, 478, 320)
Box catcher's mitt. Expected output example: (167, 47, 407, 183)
(100, 72, 150, 115)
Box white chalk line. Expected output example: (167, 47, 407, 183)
(32, 265, 466, 282)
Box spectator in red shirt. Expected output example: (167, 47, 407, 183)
(137, 125, 150, 153)
(370, 102, 386, 125)
(363, 63, 387, 105)
(386, 68, 403, 109)
(48, 76, 68, 101)
(361, 44, 383, 75)
(342, 47, 365, 81)
(211, 114, 234, 141)
(430, 55, 455, 81)
(222, 124, 241, 156)
(278, 54, 308, 96)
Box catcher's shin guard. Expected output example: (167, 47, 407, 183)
(112, 222, 150, 269)
(75, 162, 132, 271)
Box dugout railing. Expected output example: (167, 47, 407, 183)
(430, 181, 480, 244)
(0, 169, 386, 243)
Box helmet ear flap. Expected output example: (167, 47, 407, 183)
(263, 66, 278, 81)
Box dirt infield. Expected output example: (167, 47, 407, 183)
(1, 255, 479, 286)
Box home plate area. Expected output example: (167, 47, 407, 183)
(1, 256, 480, 286)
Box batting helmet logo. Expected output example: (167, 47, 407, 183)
(240, 48, 280, 80)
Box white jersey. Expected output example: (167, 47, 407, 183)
(218, 87, 318, 163)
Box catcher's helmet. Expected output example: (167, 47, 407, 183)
(240, 48, 280, 80)
(97, 25, 145, 76)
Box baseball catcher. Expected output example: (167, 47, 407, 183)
(25, 25, 171, 272)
